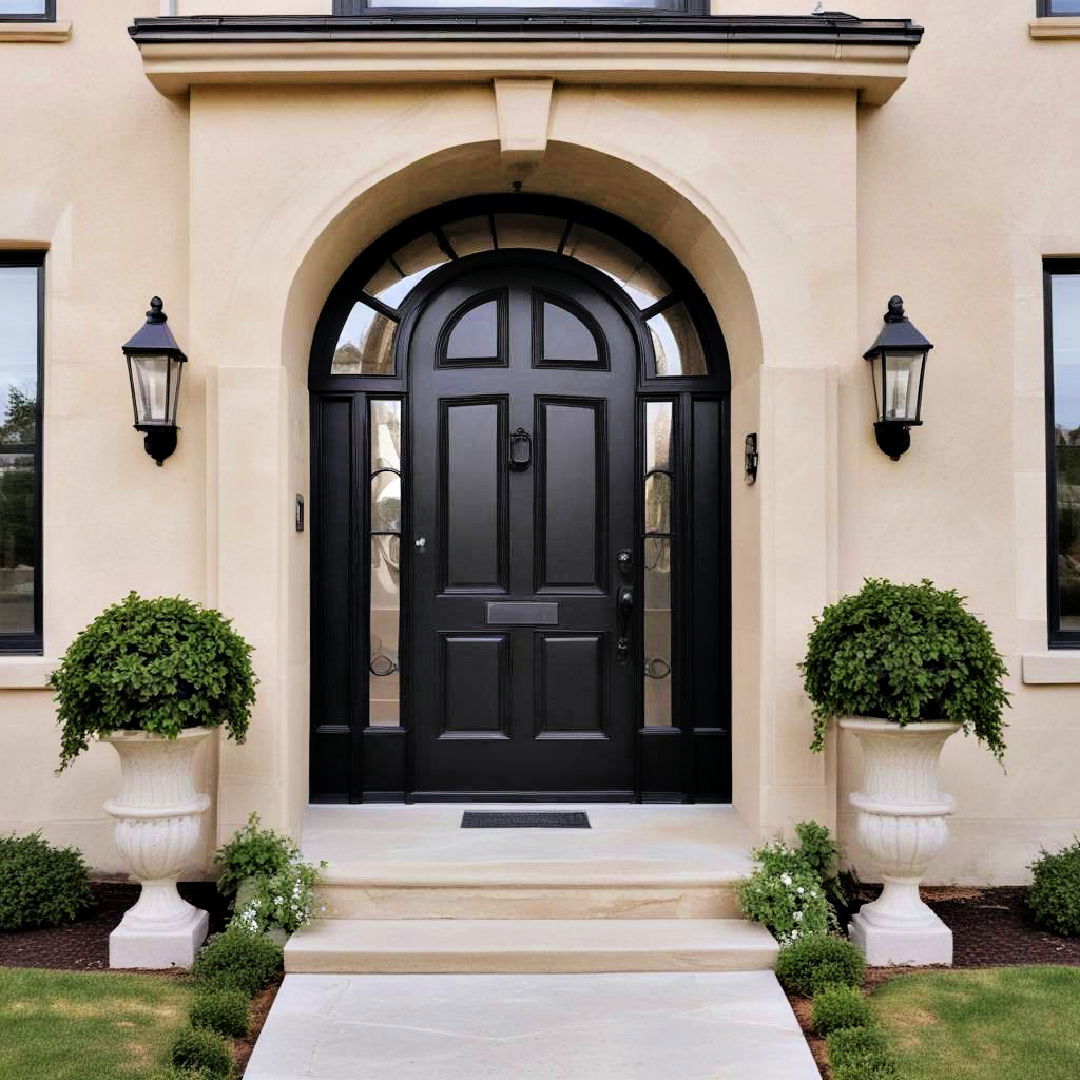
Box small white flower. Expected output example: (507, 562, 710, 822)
(796, 887, 805, 895)
(780, 873, 793, 887)
(793, 911, 804, 922)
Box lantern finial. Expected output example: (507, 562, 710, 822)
(885, 295, 905, 323)
(147, 296, 166, 324)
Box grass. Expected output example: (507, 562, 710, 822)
(871, 966, 1080, 1080)
(0, 967, 193, 1080)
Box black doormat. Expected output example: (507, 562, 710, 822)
(461, 811, 591, 829)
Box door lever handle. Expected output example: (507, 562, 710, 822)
(616, 585, 634, 664)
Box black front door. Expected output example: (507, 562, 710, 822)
(407, 256, 639, 797)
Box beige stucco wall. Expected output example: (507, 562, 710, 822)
(0, 1, 1076, 884)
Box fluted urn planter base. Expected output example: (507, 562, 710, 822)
(841, 717, 961, 968)
(102, 727, 214, 970)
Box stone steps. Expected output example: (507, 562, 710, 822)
(314, 872, 742, 920)
(285, 917, 778, 974)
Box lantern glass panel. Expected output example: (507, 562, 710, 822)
(872, 350, 925, 423)
(129, 353, 180, 426)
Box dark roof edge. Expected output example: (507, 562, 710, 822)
(129, 14, 924, 48)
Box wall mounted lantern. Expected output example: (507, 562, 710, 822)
(864, 295, 933, 461)
(122, 296, 186, 466)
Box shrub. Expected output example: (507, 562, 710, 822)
(811, 985, 873, 1035)
(169, 1027, 234, 1079)
(799, 578, 1009, 760)
(213, 813, 299, 899)
(53, 592, 257, 770)
(794, 820, 846, 909)
(775, 934, 866, 998)
(231, 860, 321, 935)
(0, 832, 93, 930)
(191, 926, 283, 996)
(737, 854, 831, 945)
(190, 987, 251, 1038)
(1028, 838, 1080, 937)
(827, 1025, 899, 1080)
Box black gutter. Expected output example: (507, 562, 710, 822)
(129, 14, 923, 49)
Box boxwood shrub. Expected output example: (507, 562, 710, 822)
(811, 984, 873, 1036)
(191, 926, 283, 996)
(1028, 838, 1080, 937)
(774, 934, 865, 998)
(827, 1025, 899, 1080)
(190, 987, 251, 1038)
(0, 831, 93, 930)
(169, 1027, 234, 1079)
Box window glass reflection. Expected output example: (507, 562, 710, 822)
(331, 303, 396, 375)
(370, 401, 403, 726)
(648, 301, 707, 376)
(1053, 272, 1080, 631)
(643, 401, 673, 727)
(563, 224, 670, 309)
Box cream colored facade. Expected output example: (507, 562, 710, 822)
(0, 0, 1077, 884)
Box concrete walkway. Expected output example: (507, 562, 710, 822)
(244, 970, 819, 1080)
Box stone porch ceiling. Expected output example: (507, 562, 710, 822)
(128, 13, 923, 105)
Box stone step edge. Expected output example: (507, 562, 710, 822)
(316, 870, 746, 888)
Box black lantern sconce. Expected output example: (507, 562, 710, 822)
(864, 296, 933, 461)
(122, 297, 187, 466)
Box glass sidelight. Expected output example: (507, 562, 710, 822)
(369, 399, 402, 727)
(643, 400, 674, 727)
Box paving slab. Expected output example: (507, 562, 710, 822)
(244, 970, 819, 1080)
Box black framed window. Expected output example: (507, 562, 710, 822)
(0, 254, 43, 654)
(334, 0, 704, 12)
(1046, 259, 1080, 646)
(0, 1, 55, 21)
(1039, 0, 1080, 14)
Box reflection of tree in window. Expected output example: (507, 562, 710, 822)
(0, 386, 35, 445)
(1057, 425, 1080, 626)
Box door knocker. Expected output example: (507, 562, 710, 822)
(509, 427, 532, 471)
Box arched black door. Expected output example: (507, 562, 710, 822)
(308, 194, 732, 806)
(407, 255, 639, 797)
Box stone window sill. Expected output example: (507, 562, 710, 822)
(0, 20, 71, 43)
(0, 657, 56, 690)
(1022, 652, 1080, 684)
(1029, 17, 1080, 39)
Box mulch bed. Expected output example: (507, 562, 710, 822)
(789, 884, 1080, 1079)
(0, 881, 229, 971)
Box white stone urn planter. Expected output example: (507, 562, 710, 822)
(102, 726, 213, 969)
(841, 717, 961, 967)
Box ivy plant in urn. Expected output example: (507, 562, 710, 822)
(53, 593, 256, 969)
(800, 579, 1008, 966)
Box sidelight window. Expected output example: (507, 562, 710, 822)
(334, 1, 703, 12)
(1039, 1, 1080, 14)
(1047, 261, 1080, 645)
(369, 399, 403, 724)
(643, 400, 674, 725)
(0, 1, 53, 19)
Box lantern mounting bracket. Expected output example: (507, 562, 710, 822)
(136, 425, 178, 467)
(873, 419, 920, 462)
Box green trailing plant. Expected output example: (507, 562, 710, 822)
(826, 1025, 899, 1080)
(0, 831, 93, 930)
(213, 813, 299, 899)
(774, 934, 866, 998)
(799, 579, 1009, 760)
(52, 592, 257, 771)
(1028, 838, 1080, 937)
(737, 841, 831, 945)
(190, 987, 251, 1039)
(169, 1027, 234, 1080)
(811, 985, 873, 1036)
(191, 926, 283, 996)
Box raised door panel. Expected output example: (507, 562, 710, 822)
(536, 634, 607, 737)
(441, 398, 507, 591)
(439, 633, 510, 737)
(537, 398, 605, 591)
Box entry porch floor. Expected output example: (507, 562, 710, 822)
(243, 971, 820, 1080)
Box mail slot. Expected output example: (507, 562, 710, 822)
(486, 601, 559, 625)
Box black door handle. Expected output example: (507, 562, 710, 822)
(509, 427, 532, 471)
(616, 585, 633, 664)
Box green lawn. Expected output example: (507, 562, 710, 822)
(0, 967, 193, 1080)
(872, 966, 1080, 1080)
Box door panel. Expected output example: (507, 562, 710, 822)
(409, 261, 638, 796)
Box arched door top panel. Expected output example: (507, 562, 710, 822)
(310, 195, 729, 390)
